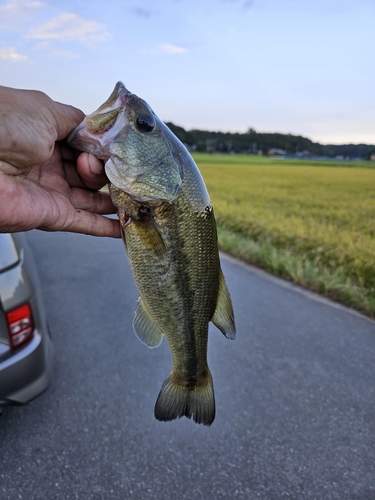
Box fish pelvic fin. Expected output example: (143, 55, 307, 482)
(211, 270, 236, 340)
(133, 298, 164, 348)
(154, 370, 215, 426)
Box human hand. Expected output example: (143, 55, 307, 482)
(0, 85, 121, 237)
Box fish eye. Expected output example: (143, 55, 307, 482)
(136, 114, 155, 133)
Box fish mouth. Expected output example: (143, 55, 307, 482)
(94, 81, 129, 114)
(67, 81, 130, 158)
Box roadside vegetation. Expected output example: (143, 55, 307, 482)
(194, 153, 375, 317)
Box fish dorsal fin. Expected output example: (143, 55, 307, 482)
(211, 271, 236, 340)
(133, 299, 164, 348)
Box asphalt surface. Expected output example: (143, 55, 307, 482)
(1, 230, 375, 500)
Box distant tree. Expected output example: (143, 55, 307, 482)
(165, 122, 374, 158)
(365, 149, 375, 160)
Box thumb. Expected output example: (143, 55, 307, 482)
(51, 101, 85, 141)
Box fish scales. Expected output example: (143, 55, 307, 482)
(68, 82, 236, 426)
(115, 189, 219, 377)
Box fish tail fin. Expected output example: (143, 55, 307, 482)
(154, 370, 215, 426)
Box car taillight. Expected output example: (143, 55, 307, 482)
(6, 303, 34, 349)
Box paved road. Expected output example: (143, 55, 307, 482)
(1, 230, 375, 500)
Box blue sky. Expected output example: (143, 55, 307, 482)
(0, 0, 374, 144)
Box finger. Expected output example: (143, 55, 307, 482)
(52, 102, 85, 141)
(58, 144, 95, 190)
(70, 187, 117, 215)
(76, 152, 109, 191)
(61, 211, 121, 238)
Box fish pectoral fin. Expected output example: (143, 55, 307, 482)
(133, 217, 166, 257)
(211, 271, 236, 340)
(133, 299, 164, 348)
(120, 226, 127, 251)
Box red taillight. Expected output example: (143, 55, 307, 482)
(6, 303, 34, 349)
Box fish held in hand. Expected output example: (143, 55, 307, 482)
(68, 82, 236, 426)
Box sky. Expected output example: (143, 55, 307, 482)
(0, 0, 374, 144)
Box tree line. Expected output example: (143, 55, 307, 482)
(166, 122, 375, 158)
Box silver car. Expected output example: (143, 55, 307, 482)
(0, 232, 53, 408)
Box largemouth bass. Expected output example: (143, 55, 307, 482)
(68, 82, 236, 426)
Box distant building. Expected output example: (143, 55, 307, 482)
(296, 150, 311, 157)
(370, 153, 375, 161)
(268, 148, 286, 156)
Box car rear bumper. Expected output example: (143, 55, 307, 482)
(0, 327, 54, 404)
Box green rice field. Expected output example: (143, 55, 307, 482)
(193, 153, 375, 316)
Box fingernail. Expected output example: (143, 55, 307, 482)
(88, 154, 103, 174)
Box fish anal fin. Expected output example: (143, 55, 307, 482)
(133, 299, 164, 348)
(154, 370, 215, 426)
(211, 271, 236, 340)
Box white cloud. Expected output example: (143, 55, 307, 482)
(0, 0, 43, 20)
(159, 43, 188, 54)
(0, 47, 29, 61)
(138, 43, 188, 56)
(51, 48, 79, 59)
(0, 0, 43, 15)
(31, 40, 49, 50)
(0, 0, 44, 29)
(26, 12, 108, 44)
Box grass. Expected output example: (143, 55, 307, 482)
(193, 153, 375, 316)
